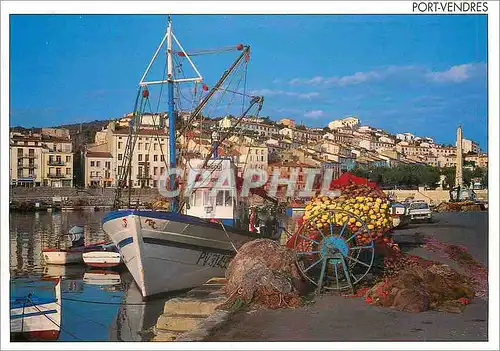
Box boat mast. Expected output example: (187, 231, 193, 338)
(166, 17, 177, 212)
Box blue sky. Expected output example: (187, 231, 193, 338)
(10, 15, 487, 149)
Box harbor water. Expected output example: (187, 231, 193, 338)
(9, 211, 178, 342)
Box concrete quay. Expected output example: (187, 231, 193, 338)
(153, 277, 229, 342)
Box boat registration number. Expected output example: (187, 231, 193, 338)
(196, 251, 230, 269)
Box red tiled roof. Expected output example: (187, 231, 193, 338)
(87, 152, 112, 158)
(113, 127, 169, 136)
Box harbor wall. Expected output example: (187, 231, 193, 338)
(384, 189, 488, 204)
(10, 187, 161, 207)
(9, 187, 488, 208)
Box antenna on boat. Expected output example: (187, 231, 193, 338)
(166, 16, 177, 212)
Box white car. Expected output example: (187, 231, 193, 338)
(408, 201, 432, 222)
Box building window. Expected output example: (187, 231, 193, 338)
(161, 155, 165, 162)
(191, 191, 198, 206)
(96, 161, 101, 167)
(154, 144, 157, 151)
(118, 166, 123, 175)
(154, 155, 158, 162)
(96, 171, 100, 177)
(66, 168, 71, 175)
(145, 143, 149, 150)
(118, 142, 123, 149)
(66, 156, 71, 163)
(145, 154, 149, 162)
(153, 180, 157, 187)
(138, 154, 143, 161)
(90, 161, 95, 167)
(118, 154, 123, 161)
(160, 167, 165, 175)
(105, 161, 111, 169)
(138, 143, 142, 150)
(153, 167, 158, 175)
(138, 166, 143, 177)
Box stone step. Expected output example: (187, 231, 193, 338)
(152, 327, 184, 342)
(155, 314, 204, 332)
(163, 296, 226, 316)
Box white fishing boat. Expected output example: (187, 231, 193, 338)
(43, 250, 84, 265)
(43, 242, 109, 265)
(103, 17, 279, 298)
(10, 278, 61, 341)
(43, 225, 110, 265)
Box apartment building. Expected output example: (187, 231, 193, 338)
(465, 153, 488, 168)
(436, 155, 458, 168)
(42, 137, 73, 187)
(84, 144, 117, 188)
(10, 133, 44, 187)
(359, 138, 395, 152)
(278, 127, 321, 143)
(234, 144, 268, 176)
(218, 116, 280, 137)
(83, 118, 170, 188)
(396, 144, 432, 157)
(9, 130, 74, 187)
(430, 145, 457, 157)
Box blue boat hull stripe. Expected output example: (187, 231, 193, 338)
(118, 237, 133, 249)
(11, 309, 58, 319)
(10, 298, 57, 310)
(143, 237, 234, 256)
(103, 210, 259, 239)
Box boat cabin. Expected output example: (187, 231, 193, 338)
(183, 157, 239, 226)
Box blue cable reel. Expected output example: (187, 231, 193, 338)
(292, 209, 375, 294)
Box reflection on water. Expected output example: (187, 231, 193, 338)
(10, 211, 175, 342)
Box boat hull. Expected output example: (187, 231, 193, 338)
(43, 251, 83, 265)
(83, 252, 122, 268)
(102, 210, 258, 297)
(10, 280, 61, 341)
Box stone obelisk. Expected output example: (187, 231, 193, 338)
(455, 125, 463, 187)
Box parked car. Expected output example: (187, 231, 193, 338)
(389, 202, 410, 229)
(408, 201, 432, 222)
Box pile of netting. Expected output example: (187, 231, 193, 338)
(355, 241, 481, 313)
(434, 201, 482, 213)
(147, 197, 170, 210)
(423, 237, 488, 298)
(219, 239, 305, 310)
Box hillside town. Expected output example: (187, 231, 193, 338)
(9, 114, 488, 195)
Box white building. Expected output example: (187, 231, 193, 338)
(83, 117, 171, 188)
(396, 132, 416, 141)
(458, 138, 480, 154)
(10, 130, 74, 187)
(327, 116, 360, 130)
